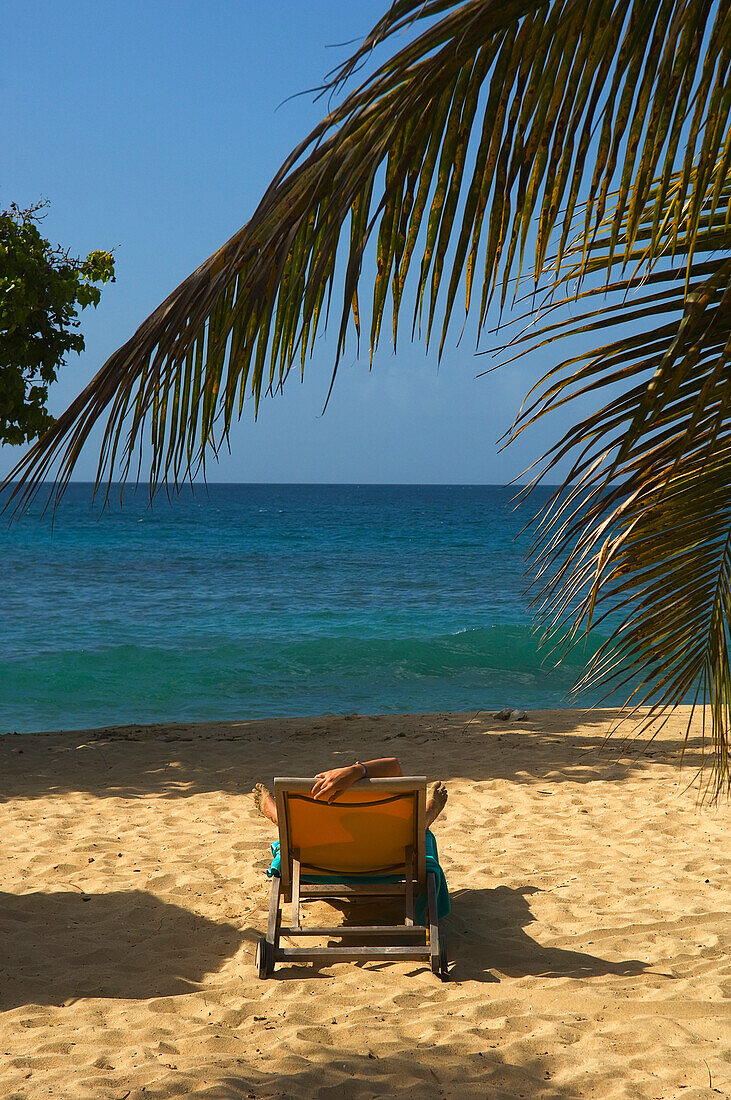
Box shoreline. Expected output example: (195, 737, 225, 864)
(2, 707, 728, 1098)
(0, 701, 699, 743)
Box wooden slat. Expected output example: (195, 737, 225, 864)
(275, 946, 431, 962)
(274, 784, 291, 888)
(274, 777, 427, 794)
(291, 854, 301, 929)
(278, 925, 428, 937)
(416, 784, 427, 889)
(299, 883, 407, 897)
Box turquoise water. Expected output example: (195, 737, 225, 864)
(1, 483, 606, 733)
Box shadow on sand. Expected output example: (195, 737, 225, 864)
(2, 883, 653, 1097)
(141, 1048, 582, 1099)
(0, 709, 710, 802)
(0, 889, 245, 1010)
(261, 883, 647, 986)
(445, 884, 648, 983)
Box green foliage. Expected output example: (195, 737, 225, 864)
(0, 203, 114, 445)
(502, 166, 731, 796)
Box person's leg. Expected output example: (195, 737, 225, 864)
(252, 783, 278, 825)
(425, 781, 447, 828)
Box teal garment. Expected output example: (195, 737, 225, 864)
(266, 827, 450, 923)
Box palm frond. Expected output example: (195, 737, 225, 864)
(503, 167, 731, 794)
(3, 0, 727, 510)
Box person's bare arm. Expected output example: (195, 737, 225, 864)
(310, 757, 402, 802)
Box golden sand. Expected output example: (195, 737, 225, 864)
(1, 708, 729, 1099)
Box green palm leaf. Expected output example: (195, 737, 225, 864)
(501, 168, 731, 794)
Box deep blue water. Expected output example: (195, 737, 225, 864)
(1, 483, 607, 733)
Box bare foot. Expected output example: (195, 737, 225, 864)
(425, 781, 447, 828)
(252, 783, 278, 825)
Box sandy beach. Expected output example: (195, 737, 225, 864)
(1, 707, 729, 1099)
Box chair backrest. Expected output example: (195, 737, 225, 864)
(273, 777, 427, 889)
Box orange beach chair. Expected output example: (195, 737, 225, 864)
(255, 776, 448, 979)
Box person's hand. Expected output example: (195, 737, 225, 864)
(311, 765, 362, 802)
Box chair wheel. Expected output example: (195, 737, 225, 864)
(256, 937, 273, 979)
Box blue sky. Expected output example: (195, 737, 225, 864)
(3, 1, 581, 485)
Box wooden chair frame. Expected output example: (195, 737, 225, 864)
(255, 777, 447, 979)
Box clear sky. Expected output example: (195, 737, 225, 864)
(2, 1, 583, 485)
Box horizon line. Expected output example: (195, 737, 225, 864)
(1, 479, 556, 488)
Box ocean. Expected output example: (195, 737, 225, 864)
(1, 483, 609, 733)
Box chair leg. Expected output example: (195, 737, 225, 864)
(265, 876, 281, 975)
(404, 847, 414, 926)
(291, 856, 301, 929)
(426, 872, 440, 975)
(257, 877, 281, 979)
